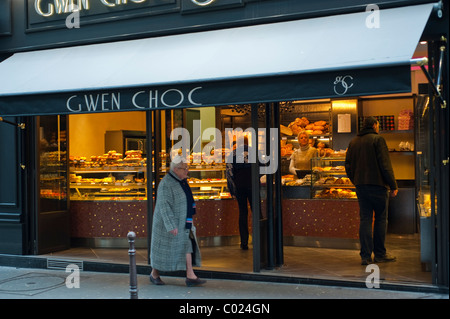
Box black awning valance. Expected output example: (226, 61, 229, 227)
(0, 3, 433, 116)
(0, 65, 411, 117)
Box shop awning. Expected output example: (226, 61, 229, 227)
(0, 3, 434, 116)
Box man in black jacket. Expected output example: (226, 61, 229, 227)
(226, 135, 253, 250)
(345, 117, 398, 265)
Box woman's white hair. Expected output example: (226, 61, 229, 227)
(170, 154, 188, 170)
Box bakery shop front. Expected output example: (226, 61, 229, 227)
(0, 1, 448, 289)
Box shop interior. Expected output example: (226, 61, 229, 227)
(37, 43, 434, 286)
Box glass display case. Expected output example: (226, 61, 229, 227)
(69, 167, 147, 201)
(69, 150, 147, 201)
(187, 165, 229, 200)
(311, 156, 356, 199)
(69, 151, 229, 201)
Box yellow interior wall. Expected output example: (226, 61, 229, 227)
(361, 98, 415, 180)
(69, 112, 146, 157)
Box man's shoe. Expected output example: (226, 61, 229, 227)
(374, 254, 397, 263)
(361, 258, 372, 265)
(240, 244, 248, 250)
(185, 277, 206, 287)
(150, 274, 165, 285)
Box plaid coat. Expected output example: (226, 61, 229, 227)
(150, 171, 201, 271)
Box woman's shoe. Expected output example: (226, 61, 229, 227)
(185, 277, 206, 287)
(150, 274, 165, 285)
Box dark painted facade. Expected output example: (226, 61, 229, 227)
(0, 0, 448, 288)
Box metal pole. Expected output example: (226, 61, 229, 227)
(274, 103, 284, 267)
(128, 231, 138, 299)
(251, 104, 261, 272)
(265, 103, 274, 270)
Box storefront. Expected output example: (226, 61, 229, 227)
(1, 0, 448, 289)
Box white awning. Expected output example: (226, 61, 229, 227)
(0, 3, 434, 116)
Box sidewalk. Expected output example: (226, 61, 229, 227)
(0, 266, 447, 300)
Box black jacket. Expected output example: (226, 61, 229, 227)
(345, 128, 397, 190)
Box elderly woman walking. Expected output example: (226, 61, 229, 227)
(150, 155, 205, 287)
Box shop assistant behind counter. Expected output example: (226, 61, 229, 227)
(289, 132, 317, 174)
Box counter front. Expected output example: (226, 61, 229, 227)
(70, 198, 359, 249)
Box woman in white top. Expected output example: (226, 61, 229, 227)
(289, 132, 317, 174)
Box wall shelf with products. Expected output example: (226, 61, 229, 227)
(359, 96, 416, 180)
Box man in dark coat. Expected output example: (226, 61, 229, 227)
(226, 135, 253, 250)
(345, 117, 398, 265)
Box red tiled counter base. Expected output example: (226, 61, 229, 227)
(282, 199, 360, 239)
(193, 199, 252, 237)
(70, 201, 148, 238)
(70, 199, 248, 238)
(70, 199, 357, 240)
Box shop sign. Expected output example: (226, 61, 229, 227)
(65, 86, 203, 112)
(32, 0, 174, 18)
(28, 0, 243, 30)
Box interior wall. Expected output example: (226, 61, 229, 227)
(69, 112, 146, 157)
(360, 98, 415, 180)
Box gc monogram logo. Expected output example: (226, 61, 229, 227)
(333, 75, 354, 95)
(191, 0, 217, 6)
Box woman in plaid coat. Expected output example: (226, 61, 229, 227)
(150, 155, 205, 287)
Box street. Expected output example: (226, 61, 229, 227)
(1, 266, 447, 300)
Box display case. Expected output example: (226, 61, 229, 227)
(186, 165, 230, 200)
(311, 156, 356, 199)
(69, 159, 229, 201)
(69, 167, 147, 201)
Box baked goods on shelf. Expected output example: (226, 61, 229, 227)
(286, 118, 330, 136)
(314, 177, 352, 186)
(70, 150, 146, 168)
(315, 188, 356, 199)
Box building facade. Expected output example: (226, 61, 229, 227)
(1, 0, 448, 289)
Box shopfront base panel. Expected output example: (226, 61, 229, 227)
(282, 199, 360, 240)
(70, 199, 359, 248)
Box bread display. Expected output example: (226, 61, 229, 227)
(70, 150, 146, 168)
(315, 188, 356, 199)
(285, 118, 330, 136)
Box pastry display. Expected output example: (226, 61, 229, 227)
(308, 156, 356, 199)
(315, 188, 356, 199)
(285, 118, 330, 136)
(69, 150, 146, 168)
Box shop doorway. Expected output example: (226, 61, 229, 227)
(33, 115, 70, 254)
